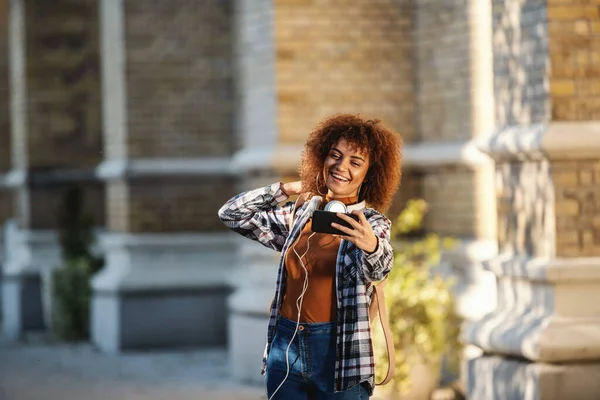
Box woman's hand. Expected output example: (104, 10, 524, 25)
(332, 210, 378, 253)
(281, 181, 303, 196)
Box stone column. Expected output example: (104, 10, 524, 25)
(91, 0, 237, 352)
(229, 0, 416, 384)
(0, 0, 10, 322)
(463, 1, 600, 398)
(1, 0, 103, 339)
(412, 0, 499, 334)
(0, 0, 9, 229)
(227, 0, 280, 383)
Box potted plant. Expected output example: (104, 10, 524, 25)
(372, 199, 462, 400)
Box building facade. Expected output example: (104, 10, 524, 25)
(0, 0, 599, 398)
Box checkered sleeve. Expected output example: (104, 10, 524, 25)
(361, 213, 394, 282)
(217, 182, 293, 252)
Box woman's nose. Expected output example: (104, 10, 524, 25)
(336, 161, 347, 171)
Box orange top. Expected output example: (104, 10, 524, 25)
(280, 195, 358, 323)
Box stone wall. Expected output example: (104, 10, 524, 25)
(493, 0, 549, 126)
(496, 159, 556, 258)
(235, 0, 278, 151)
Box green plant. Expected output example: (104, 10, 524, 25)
(52, 185, 103, 341)
(373, 199, 462, 394)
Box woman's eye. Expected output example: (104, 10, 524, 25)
(352, 162, 361, 167)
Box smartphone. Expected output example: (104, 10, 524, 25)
(311, 210, 359, 235)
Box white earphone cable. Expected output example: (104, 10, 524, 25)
(268, 231, 317, 400)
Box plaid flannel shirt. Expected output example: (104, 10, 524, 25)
(218, 182, 394, 394)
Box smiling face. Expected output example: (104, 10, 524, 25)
(322, 138, 370, 201)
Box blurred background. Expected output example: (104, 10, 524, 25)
(0, 0, 599, 399)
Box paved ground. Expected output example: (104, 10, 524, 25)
(0, 338, 266, 400)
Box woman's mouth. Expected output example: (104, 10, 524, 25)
(330, 172, 350, 183)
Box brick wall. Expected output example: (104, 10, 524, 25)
(24, 0, 102, 169)
(415, 0, 471, 141)
(548, 1, 600, 121)
(124, 0, 234, 158)
(274, 0, 415, 144)
(387, 170, 424, 225)
(27, 182, 104, 230)
(553, 160, 600, 258)
(107, 177, 234, 233)
(422, 167, 478, 237)
(493, 0, 550, 126)
(0, 189, 11, 226)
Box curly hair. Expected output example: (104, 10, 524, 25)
(299, 114, 403, 212)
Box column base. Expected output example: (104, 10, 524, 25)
(91, 232, 237, 353)
(228, 310, 269, 384)
(1, 272, 44, 339)
(441, 238, 498, 322)
(227, 240, 280, 384)
(92, 286, 230, 352)
(1, 223, 61, 339)
(467, 355, 600, 400)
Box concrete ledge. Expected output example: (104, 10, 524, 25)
(0, 168, 99, 188)
(467, 355, 600, 400)
(95, 158, 235, 180)
(233, 139, 492, 175)
(97, 139, 496, 179)
(477, 122, 600, 162)
(483, 254, 600, 283)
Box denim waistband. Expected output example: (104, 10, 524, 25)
(276, 315, 336, 335)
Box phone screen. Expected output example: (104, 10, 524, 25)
(311, 210, 359, 235)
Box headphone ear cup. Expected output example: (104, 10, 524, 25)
(324, 200, 347, 213)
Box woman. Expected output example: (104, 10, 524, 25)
(218, 114, 403, 399)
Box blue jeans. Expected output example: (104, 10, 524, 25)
(265, 316, 370, 399)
